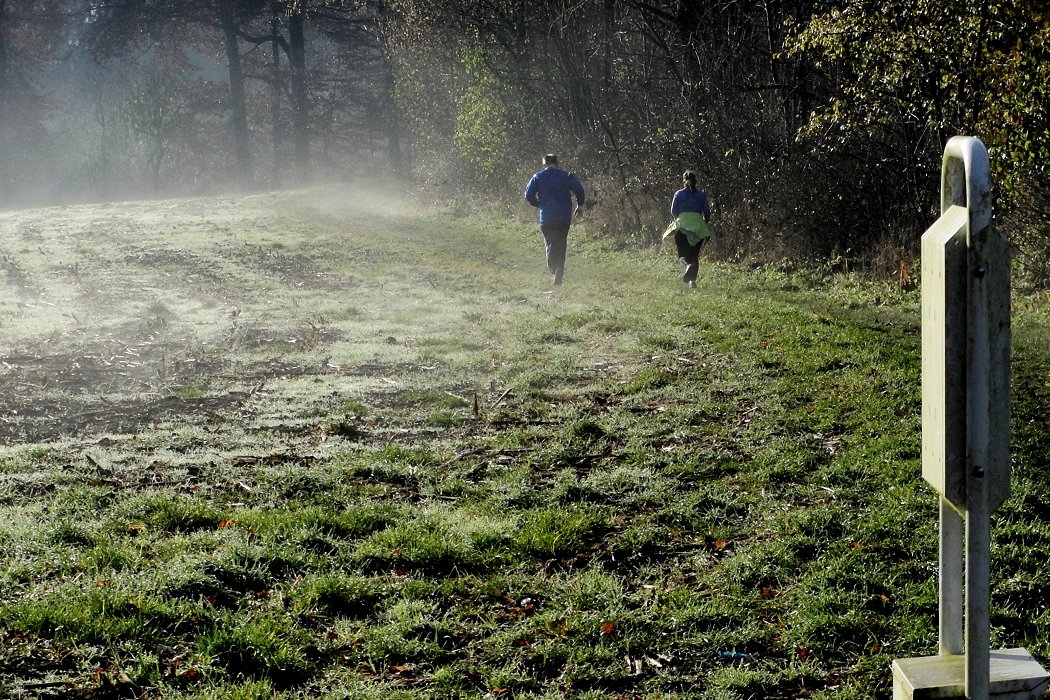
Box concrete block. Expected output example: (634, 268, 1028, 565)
(892, 648, 1049, 699)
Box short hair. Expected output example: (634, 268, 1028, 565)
(543, 154, 558, 165)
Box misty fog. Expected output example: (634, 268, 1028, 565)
(1, 1, 1048, 279)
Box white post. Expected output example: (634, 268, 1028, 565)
(940, 499, 964, 656)
(944, 135, 995, 700)
(893, 136, 1045, 700)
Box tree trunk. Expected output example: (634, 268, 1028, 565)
(0, 0, 9, 198)
(385, 98, 402, 173)
(149, 142, 164, 192)
(0, 0, 8, 120)
(288, 11, 310, 184)
(602, 0, 613, 92)
(220, 6, 252, 188)
(271, 13, 283, 186)
(381, 46, 402, 173)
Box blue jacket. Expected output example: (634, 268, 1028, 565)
(525, 167, 585, 225)
(671, 187, 710, 219)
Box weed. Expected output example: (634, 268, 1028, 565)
(174, 380, 209, 399)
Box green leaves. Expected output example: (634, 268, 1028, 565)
(453, 47, 516, 181)
(788, 0, 1050, 284)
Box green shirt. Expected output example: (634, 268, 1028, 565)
(662, 212, 710, 246)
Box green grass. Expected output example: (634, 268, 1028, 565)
(0, 187, 1048, 698)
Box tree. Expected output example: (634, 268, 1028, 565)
(84, 0, 269, 187)
(257, 0, 310, 183)
(252, 0, 386, 184)
(0, 0, 77, 203)
(123, 61, 193, 191)
(0, 1, 8, 122)
(381, 0, 811, 248)
(977, 3, 1050, 285)
(788, 0, 1050, 278)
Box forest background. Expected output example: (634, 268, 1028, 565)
(0, 0, 1047, 285)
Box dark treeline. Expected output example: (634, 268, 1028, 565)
(0, 0, 391, 199)
(1, 0, 1047, 283)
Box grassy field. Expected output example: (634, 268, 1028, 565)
(1, 187, 1049, 699)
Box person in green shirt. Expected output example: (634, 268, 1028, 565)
(662, 171, 711, 289)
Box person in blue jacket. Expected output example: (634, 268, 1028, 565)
(664, 170, 711, 288)
(524, 154, 585, 285)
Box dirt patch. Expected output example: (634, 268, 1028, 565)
(1, 391, 253, 443)
(0, 190, 495, 449)
(0, 329, 447, 441)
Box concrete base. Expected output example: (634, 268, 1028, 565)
(892, 648, 1049, 699)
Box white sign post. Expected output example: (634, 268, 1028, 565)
(892, 136, 1048, 699)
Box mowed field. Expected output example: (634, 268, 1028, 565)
(2, 187, 1050, 699)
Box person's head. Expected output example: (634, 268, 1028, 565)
(543, 154, 559, 167)
(682, 170, 698, 191)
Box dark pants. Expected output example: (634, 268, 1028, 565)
(674, 230, 708, 283)
(540, 220, 570, 283)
